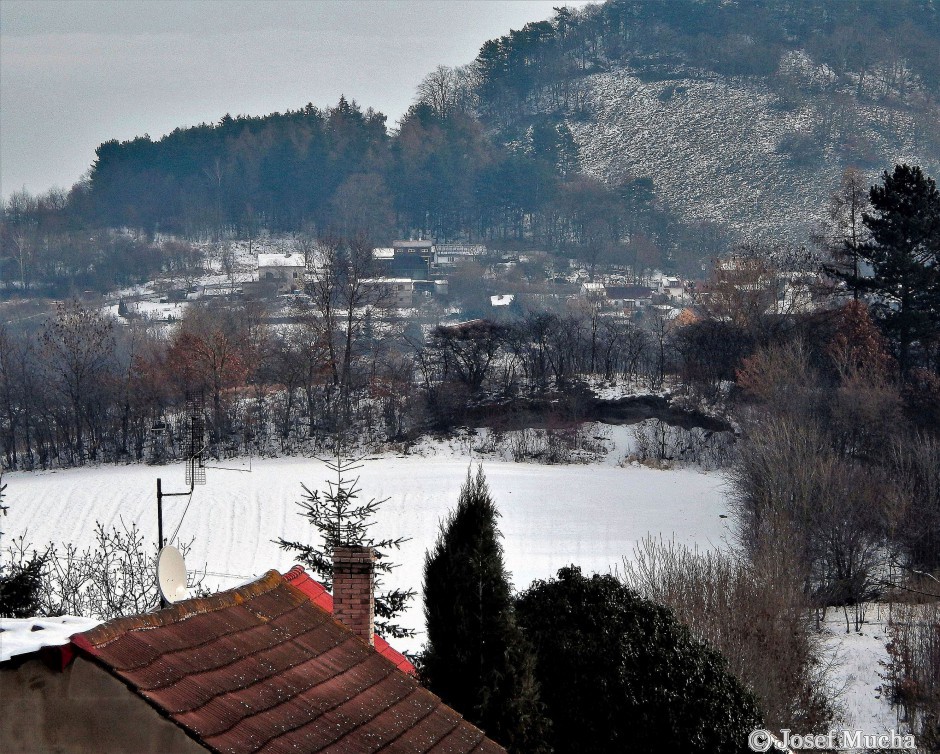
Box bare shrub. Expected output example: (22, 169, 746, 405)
(632, 419, 735, 469)
(6, 521, 205, 620)
(884, 602, 940, 752)
(621, 537, 837, 733)
(730, 416, 890, 611)
(736, 338, 823, 419)
(891, 434, 940, 573)
(509, 428, 543, 462)
(543, 429, 572, 464)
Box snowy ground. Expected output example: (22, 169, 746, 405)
(822, 604, 898, 739)
(0, 445, 903, 736)
(1, 451, 732, 653)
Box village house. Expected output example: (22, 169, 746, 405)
(433, 243, 486, 267)
(604, 284, 655, 314)
(257, 252, 306, 293)
(658, 276, 686, 301)
(0, 546, 504, 753)
(371, 241, 439, 281)
(362, 277, 417, 308)
(580, 281, 606, 299)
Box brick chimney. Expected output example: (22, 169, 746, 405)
(331, 545, 376, 646)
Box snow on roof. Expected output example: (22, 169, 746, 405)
(361, 277, 414, 285)
(649, 304, 682, 320)
(490, 294, 514, 306)
(0, 616, 100, 662)
(257, 253, 305, 268)
(392, 240, 433, 248)
(372, 248, 395, 259)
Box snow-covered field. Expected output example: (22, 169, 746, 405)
(1, 448, 899, 737)
(2, 453, 732, 649)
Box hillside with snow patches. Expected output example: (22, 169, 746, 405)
(567, 52, 940, 243)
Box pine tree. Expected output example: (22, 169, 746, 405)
(859, 164, 940, 374)
(276, 454, 414, 638)
(422, 466, 549, 753)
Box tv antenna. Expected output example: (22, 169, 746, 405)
(155, 393, 206, 607)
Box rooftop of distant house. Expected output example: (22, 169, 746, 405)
(605, 285, 654, 298)
(392, 240, 434, 249)
(257, 252, 305, 267)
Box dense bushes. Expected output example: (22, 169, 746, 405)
(0, 474, 43, 619)
(885, 602, 940, 752)
(730, 302, 940, 612)
(515, 566, 762, 754)
(621, 538, 835, 733)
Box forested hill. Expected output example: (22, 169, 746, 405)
(6, 0, 940, 290)
(471, 0, 940, 242)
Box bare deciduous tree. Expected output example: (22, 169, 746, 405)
(41, 300, 116, 463)
(621, 537, 837, 733)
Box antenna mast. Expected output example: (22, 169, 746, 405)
(155, 393, 206, 607)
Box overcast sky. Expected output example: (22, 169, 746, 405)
(1, 0, 593, 199)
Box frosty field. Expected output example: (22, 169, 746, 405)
(1, 454, 732, 649)
(1, 452, 898, 735)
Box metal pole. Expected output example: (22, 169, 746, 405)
(154, 471, 195, 611)
(157, 477, 166, 609)
(157, 477, 164, 549)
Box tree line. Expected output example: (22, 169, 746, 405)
(2, 162, 937, 470)
(0, 292, 670, 472)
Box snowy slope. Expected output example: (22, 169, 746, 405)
(568, 57, 940, 243)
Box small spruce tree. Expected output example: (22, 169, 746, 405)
(276, 454, 415, 638)
(422, 466, 550, 753)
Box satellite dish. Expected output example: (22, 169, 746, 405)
(157, 546, 190, 604)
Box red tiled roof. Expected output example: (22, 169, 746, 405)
(281, 565, 416, 675)
(71, 572, 504, 754)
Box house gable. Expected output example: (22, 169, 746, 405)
(0, 653, 205, 753)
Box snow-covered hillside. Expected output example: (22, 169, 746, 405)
(568, 55, 940, 243)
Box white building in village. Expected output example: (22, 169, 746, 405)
(257, 252, 306, 293)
